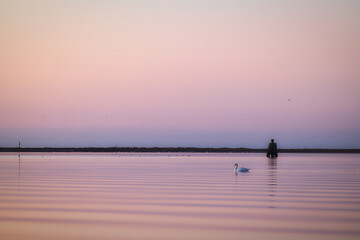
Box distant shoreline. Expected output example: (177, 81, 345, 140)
(1, 147, 359, 153)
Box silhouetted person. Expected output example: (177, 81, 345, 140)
(267, 139, 278, 158)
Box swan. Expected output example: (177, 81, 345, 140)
(234, 163, 250, 173)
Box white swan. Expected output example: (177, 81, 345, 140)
(234, 163, 250, 173)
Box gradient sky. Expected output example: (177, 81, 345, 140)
(1, 0, 360, 148)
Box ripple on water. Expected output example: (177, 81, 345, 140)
(0, 153, 360, 240)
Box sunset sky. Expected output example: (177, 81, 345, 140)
(1, 0, 359, 148)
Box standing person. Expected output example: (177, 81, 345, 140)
(267, 139, 278, 158)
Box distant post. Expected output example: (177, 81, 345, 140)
(18, 141, 21, 157)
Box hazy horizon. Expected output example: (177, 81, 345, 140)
(1, 0, 360, 149)
(1, 127, 359, 149)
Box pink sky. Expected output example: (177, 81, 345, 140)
(1, 0, 359, 148)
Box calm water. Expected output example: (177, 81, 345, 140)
(0, 153, 359, 240)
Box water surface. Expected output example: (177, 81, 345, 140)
(0, 153, 359, 240)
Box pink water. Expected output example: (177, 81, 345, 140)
(0, 153, 359, 240)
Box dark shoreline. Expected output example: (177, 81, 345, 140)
(1, 147, 359, 153)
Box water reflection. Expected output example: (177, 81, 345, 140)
(18, 154, 21, 190)
(267, 157, 277, 208)
(1, 153, 359, 240)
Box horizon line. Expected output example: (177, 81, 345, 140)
(1, 146, 360, 153)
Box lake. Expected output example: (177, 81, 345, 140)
(0, 153, 359, 240)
